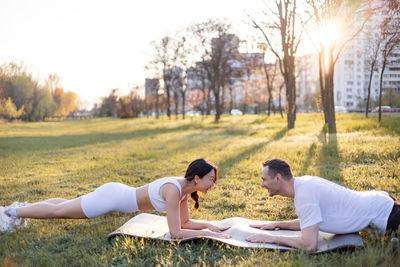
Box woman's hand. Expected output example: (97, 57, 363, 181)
(207, 223, 230, 233)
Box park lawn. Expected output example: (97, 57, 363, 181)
(0, 113, 399, 266)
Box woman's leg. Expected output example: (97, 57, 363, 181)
(39, 198, 68, 205)
(16, 197, 87, 219)
(22, 198, 68, 207)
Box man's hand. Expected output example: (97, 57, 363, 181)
(209, 231, 231, 239)
(245, 233, 274, 243)
(207, 223, 230, 233)
(250, 222, 279, 230)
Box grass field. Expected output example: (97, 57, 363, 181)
(1, 114, 400, 266)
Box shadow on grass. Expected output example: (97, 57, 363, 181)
(0, 124, 204, 153)
(317, 125, 343, 183)
(299, 143, 317, 175)
(218, 127, 287, 178)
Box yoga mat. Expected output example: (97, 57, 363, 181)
(107, 213, 364, 253)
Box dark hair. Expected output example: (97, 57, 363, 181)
(185, 158, 218, 210)
(262, 158, 293, 180)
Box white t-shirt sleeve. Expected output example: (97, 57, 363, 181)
(296, 204, 322, 229)
(295, 181, 323, 229)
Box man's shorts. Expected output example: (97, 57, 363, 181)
(387, 195, 400, 232)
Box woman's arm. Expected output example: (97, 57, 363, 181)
(178, 196, 229, 232)
(163, 185, 229, 239)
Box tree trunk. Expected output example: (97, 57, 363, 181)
(166, 85, 171, 119)
(229, 85, 233, 111)
(318, 51, 328, 123)
(279, 83, 284, 118)
(325, 69, 336, 133)
(214, 87, 220, 122)
(365, 60, 376, 118)
(267, 96, 271, 116)
(285, 62, 296, 129)
(181, 91, 186, 120)
(378, 59, 387, 122)
(155, 93, 159, 119)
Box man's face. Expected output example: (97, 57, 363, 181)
(261, 166, 280, 196)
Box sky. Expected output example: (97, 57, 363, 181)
(0, 0, 312, 108)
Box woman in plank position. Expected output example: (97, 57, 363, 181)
(0, 158, 230, 239)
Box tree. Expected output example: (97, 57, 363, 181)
(192, 19, 238, 122)
(376, 2, 400, 122)
(53, 88, 77, 117)
(30, 85, 56, 121)
(100, 89, 119, 117)
(261, 59, 279, 115)
(149, 36, 177, 119)
(189, 62, 212, 115)
(45, 73, 61, 95)
(144, 79, 161, 118)
(306, 0, 373, 132)
(174, 30, 197, 119)
(250, 0, 304, 130)
(117, 86, 145, 118)
(0, 97, 24, 121)
(363, 26, 383, 117)
(372, 87, 400, 108)
(164, 67, 182, 119)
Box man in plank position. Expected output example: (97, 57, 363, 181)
(246, 159, 400, 251)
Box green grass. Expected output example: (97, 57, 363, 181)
(0, 113, 399, 266)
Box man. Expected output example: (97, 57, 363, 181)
(245, 159, 400, 251)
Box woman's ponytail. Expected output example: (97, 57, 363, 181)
(191, 191, 199, 210)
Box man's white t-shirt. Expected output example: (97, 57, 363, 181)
(294, 176, 394, 235)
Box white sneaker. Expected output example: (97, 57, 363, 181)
(0, 206, 16, 232)
(10, 202, 29, 228)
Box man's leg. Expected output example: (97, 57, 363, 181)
(387, 203, 400, 232)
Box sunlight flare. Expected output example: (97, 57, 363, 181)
(318, 22, 340, 71)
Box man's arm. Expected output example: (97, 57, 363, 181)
(246, 223, 319, 252)
(250, 219, 300, 230)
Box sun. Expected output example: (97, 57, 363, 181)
(318, 22, 340, 51)
(317, 21, 341, 71)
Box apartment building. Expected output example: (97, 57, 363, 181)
(334, 3, 400, 110)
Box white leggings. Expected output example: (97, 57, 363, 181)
(81, 182, 138, 218)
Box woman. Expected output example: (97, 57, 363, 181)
(0, 158, 230, 239)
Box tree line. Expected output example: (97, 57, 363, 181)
(99, 0, 399, 133)
(0, 62, 77, 121)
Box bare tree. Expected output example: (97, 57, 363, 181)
(164, 67, 183, 119)
(149, 36, 177, 119)
(258, 43, 281, 116)
(249, 0, 304, 129)
(306, 0, 373, 132)
(191, 19, 237, 122)
(174, 28, 198, 120)
(45, 73, 61, 95)
(377, 4, 400, 122)
(144, 79, 160, 118)
(189, 62, 212, 115)
(364, 28, 383, 118)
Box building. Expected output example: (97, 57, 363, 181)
(296, 53, 319, 112)
(334, 2, 400, 110)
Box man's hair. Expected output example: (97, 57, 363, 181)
(262, 159, 293, 180)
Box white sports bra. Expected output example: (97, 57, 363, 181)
(147, 177, 186, 211)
